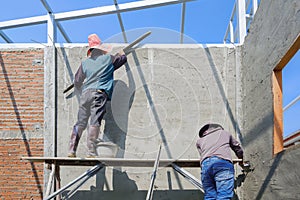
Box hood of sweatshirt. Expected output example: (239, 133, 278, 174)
(199, 123, 224, 138)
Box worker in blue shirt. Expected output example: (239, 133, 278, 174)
(68, 33, 127, 158)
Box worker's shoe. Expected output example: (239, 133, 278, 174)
(68, 125, 84, 157)
(87, 126, 100, 157)
(95, 138, 105, 145)
(86, 155, 97, 158)
(67, 152, 76, 158)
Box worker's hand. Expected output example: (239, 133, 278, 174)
(118, 49, 125, 55)
(240, 161, 253, 173)
(239, 161, 244, 168)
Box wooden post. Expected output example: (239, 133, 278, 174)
(273, 71, 283, 154)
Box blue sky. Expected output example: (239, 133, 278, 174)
(0, 0, 298, 137)
(282, 51, 300, 137)
(0, 0, 235, 43)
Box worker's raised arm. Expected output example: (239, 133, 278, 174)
(112, 49, 127, 71)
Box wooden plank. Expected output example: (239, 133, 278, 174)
(272, 34, 300, 154)
(273, 71, 284, 154)
(21, 157, 242, 167)
(275, 33, 300, 71)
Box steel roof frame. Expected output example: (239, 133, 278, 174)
(40, 0, 71, 43)
(223, 0, 258, 44)
(0, 0, 194, 44)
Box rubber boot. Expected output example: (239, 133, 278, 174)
(87, 126, 100, 158)
(68, 125, 84, 157)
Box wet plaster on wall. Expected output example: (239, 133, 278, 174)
(240, 0, 300, 199)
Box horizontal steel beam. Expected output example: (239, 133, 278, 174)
(0, 0, 194, 30)
(0, 16, 48, 30)
(283, 95, 300, 111)
(54, 0, 194, 21)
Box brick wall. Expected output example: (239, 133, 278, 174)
(0, 139, 44, 199)
(0, 49, 44, 199)
(0, 50, 44, 131)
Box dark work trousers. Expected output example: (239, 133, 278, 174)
(76, 89, 108, 128)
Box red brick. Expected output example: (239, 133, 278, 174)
(0, 49, 44, 199)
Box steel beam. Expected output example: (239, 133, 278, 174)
(171, 163, 204, 192)
(146, 144, 162, 200)
(0, 30, 13, 43)
(40, 0, 71, 43)
(236, 0, 247, 44)
(114, 0, 128, 43)
(45, 164, 104, 200)
(54, 0, 194, 21)
(0, 0, 194, 30)
(283, 95, 300, 111)
(40, 0, 52, 13)
(0, 16, 48, 30)
(229, 21, 234, 43)
(223, 3, 236, 43)
(47, 13, 57, 44)
(180, 2, 186, 44)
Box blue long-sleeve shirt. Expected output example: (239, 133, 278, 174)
(74, 53, 127, 99)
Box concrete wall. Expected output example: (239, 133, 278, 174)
(241, 0, 300, 199)
(44, 43, 242, 199)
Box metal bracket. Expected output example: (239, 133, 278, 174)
(45, 163, 104, 200)
(171, 163, 204, 193)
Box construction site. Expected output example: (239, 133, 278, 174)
(0, 0, 299, 199)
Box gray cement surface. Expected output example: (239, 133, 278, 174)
(43, 44, 241, 199)
(241, 0, 300, 199)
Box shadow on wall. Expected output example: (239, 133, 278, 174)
(102, 79, 133, 157)
(239, 105, 274, 149)
(131, 49, 185, 189)
(233, 151, 284, 199)
(203, 48, 241, 136)
(255, 152, 284, 199)
(95, 61, 136, 192)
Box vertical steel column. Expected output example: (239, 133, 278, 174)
(252, 0, 258, 15)
(45, 13, 58, 197)
(229, 21, 234, 43)
(47, 13, 57, 45)
(180, 2, 186, 44)
(236, 0, 247, 44)
(47, 12, 57, 157)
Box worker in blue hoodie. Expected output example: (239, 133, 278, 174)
(196, 123, 244, 200)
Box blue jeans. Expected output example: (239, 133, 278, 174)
(201, 156, 234, 200)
